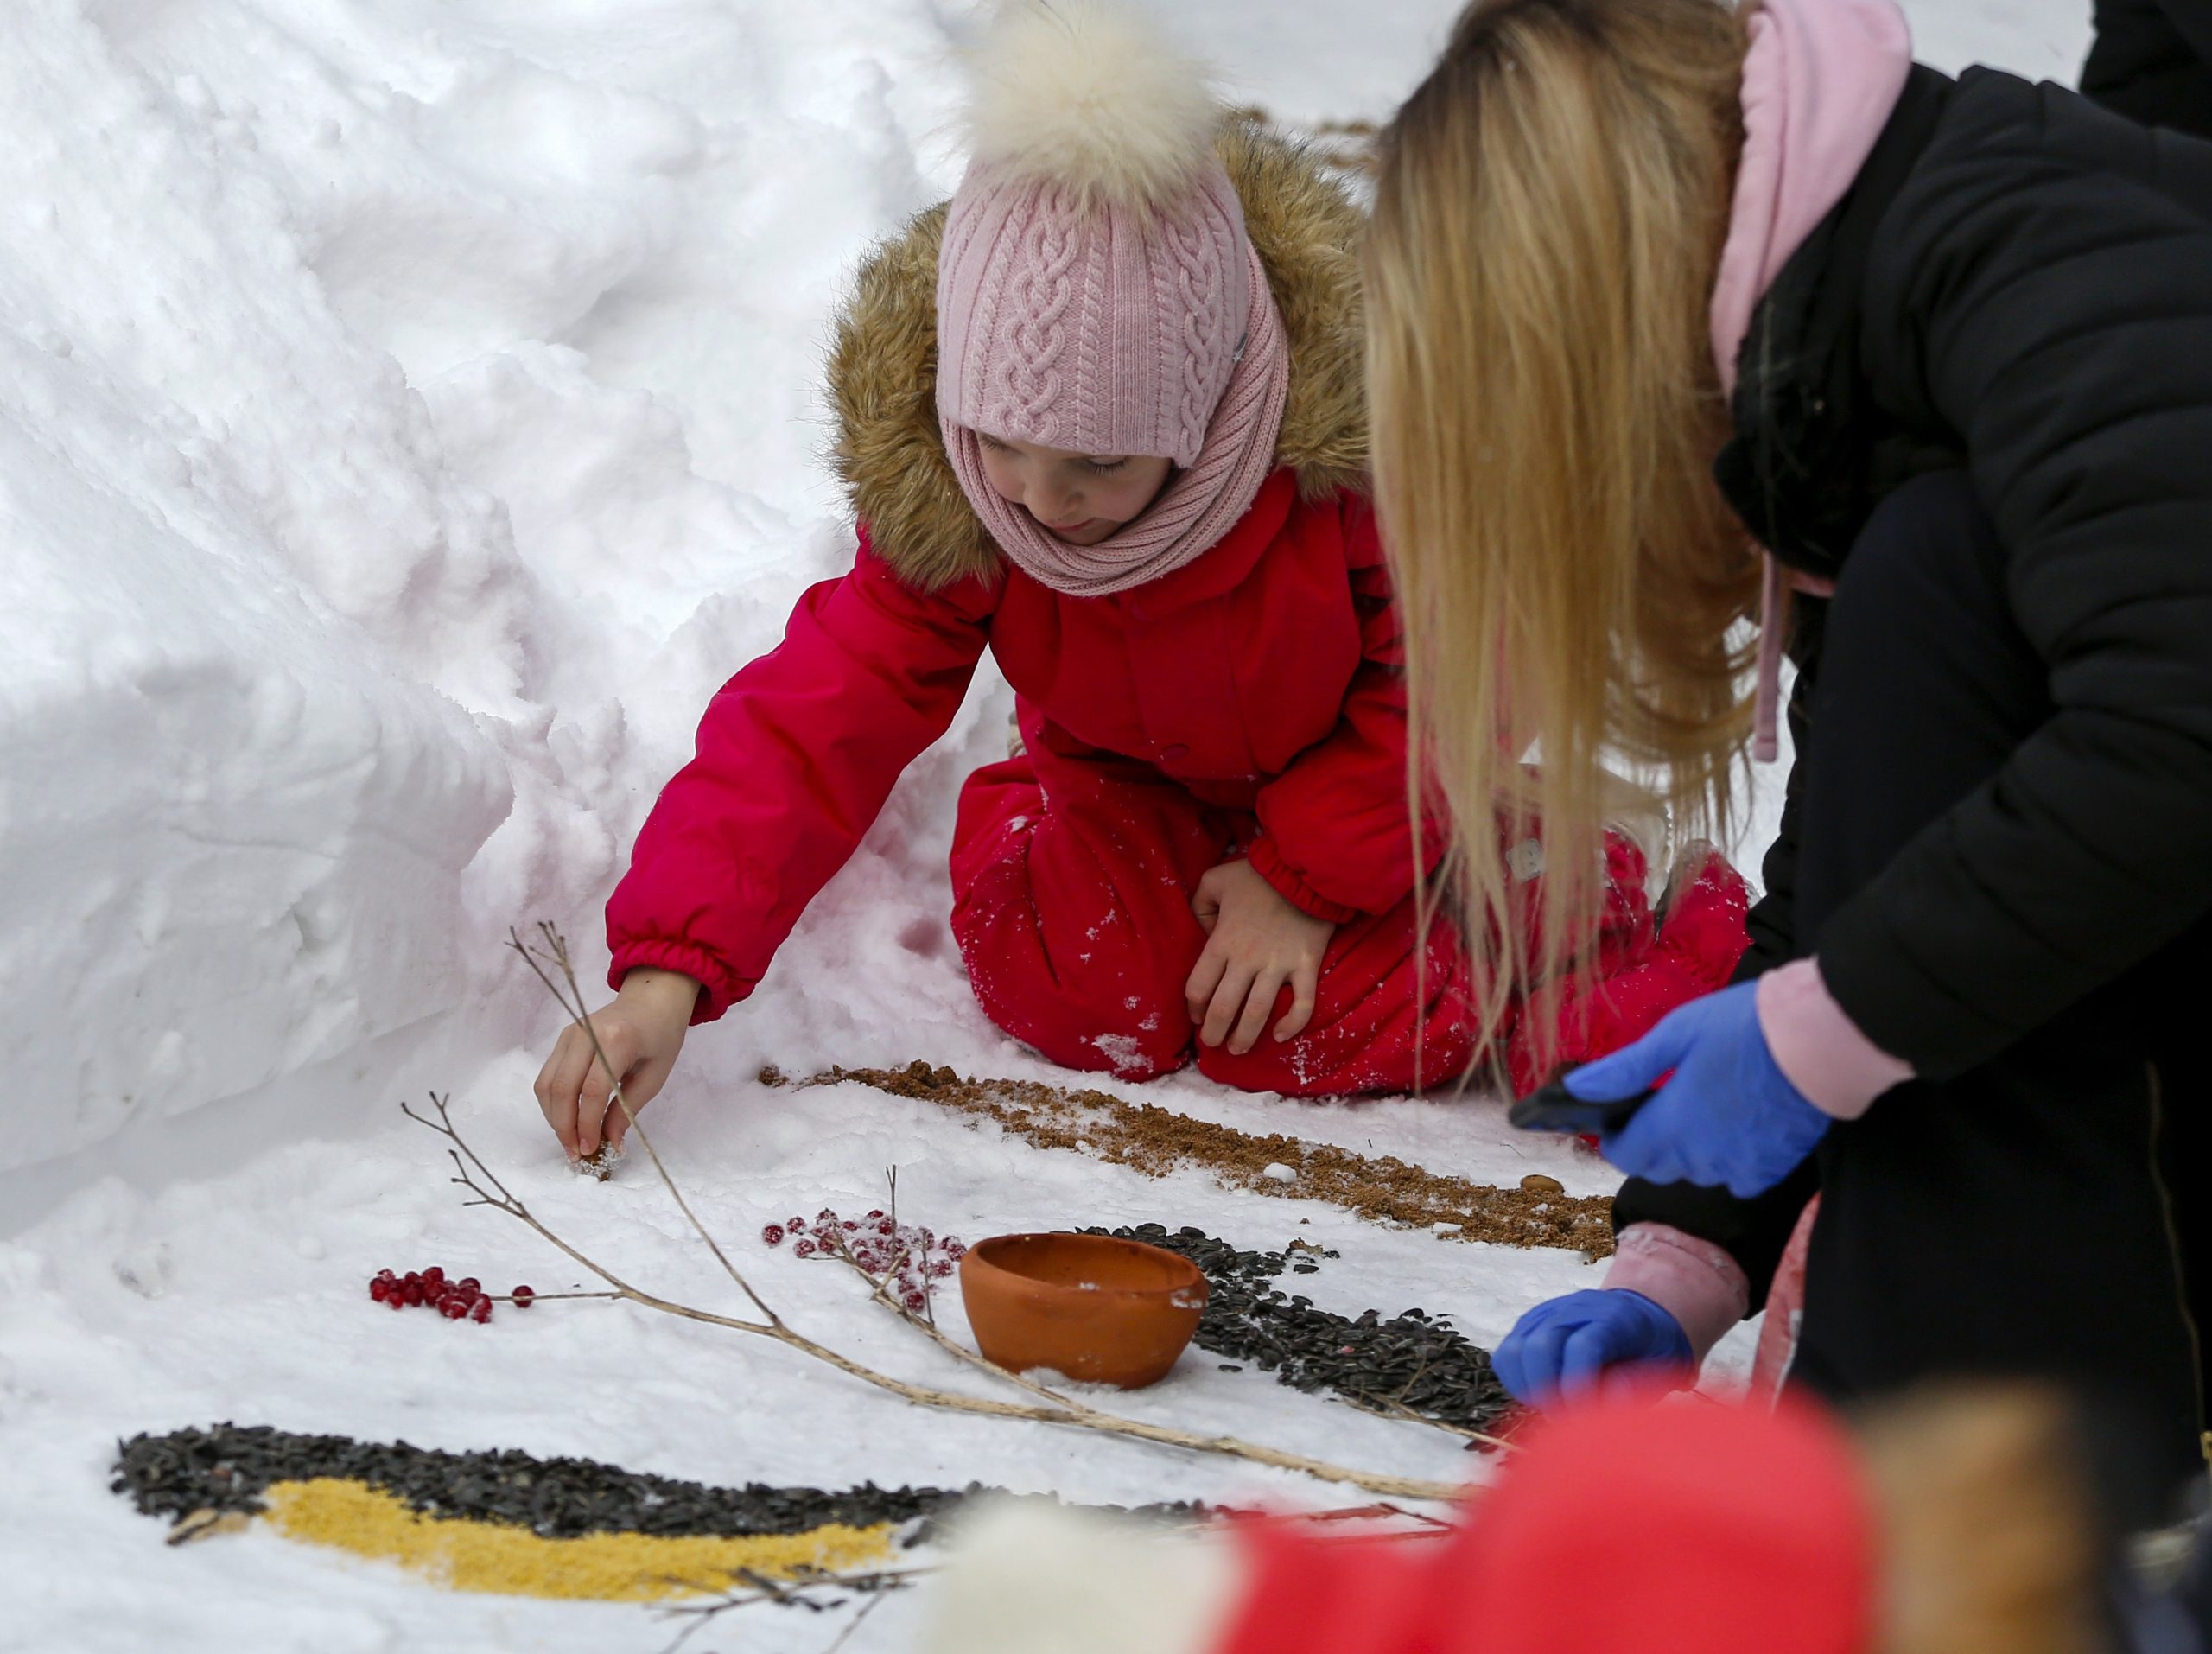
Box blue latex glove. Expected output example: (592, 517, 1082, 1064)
(1567, 980, 1831, 1198)
(1492, 1288, 1692, 1405)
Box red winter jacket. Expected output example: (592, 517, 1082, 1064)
(607, 470, 1429, 1021)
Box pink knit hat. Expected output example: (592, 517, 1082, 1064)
(938, 157, 1249, 469)
(935, 0, 1290, 595)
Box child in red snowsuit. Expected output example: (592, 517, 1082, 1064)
(531, 2, 1749, 1159)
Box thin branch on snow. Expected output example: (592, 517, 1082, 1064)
(655, 1564, 934, 1654)
(819, 1588, 892, 1654)
(815, 1210, 1077, 1414)
(1353, 1394, 1519, 1453)
(506, 924, 783, 1329)
(652, 1502, 1455, 1647)
(486, 1289, 623, 1305)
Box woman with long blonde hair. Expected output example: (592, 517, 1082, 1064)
(1369, 0, 2212, 1529)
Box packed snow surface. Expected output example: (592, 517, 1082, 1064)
(0, 0, 2090, 1649)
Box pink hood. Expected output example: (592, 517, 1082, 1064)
(1711, 0, 1914, 398)
(1712, 0, 1914, 760)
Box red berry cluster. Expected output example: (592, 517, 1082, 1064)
(367, 1266, 535, 1324)
(762, 1209, 968, 1313)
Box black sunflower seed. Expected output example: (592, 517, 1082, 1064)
(1077, 1225, 1510, 1434)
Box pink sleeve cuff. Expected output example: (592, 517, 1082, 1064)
(1756, 957, 1913, 1121)
(1603, 1223, 1751, 1365)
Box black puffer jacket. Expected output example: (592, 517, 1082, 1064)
(1613, 65, 2212, 1495)
(2084, 0, 2212, 137)
(1718, 64, 2212, 1073)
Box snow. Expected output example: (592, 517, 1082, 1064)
(0, 0, 2089, 1649)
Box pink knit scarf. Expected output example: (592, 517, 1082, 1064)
(942, 241, 1290, 598)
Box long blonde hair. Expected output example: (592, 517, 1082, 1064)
(1367, 0, 1764, 1080)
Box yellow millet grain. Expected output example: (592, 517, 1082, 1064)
(258, 1478, 898, 1601)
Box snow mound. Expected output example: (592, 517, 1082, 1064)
(0, 0, 962, 1181)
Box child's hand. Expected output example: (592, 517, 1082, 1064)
(532, 969, 700, 1160)
(1185, 859, 1336, 1056)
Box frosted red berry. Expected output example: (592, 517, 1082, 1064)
(930, 1258, 954, 1278)
(422, 1267, 445, 1288)
(370, 1277, 390, 1301)
(787, 1216, 808, 1232)
(456, 1277, 480, 1296)
(512, 1286, 535, 1307)
(761, 1224, 785, 1247)
(470, 1298, 493, 1323)
(400, 1281, 425, 1307)
(901, 1288, 927, 1312)
(793, 1238, 817, 1258)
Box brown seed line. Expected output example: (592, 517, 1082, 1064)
(799, 1063, 1614, 1258)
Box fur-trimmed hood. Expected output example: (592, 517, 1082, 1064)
(826, 120, 1369, 591)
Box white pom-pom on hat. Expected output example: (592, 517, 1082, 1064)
(962, 0, 1224, 213)
(934, 0, 1284, 574)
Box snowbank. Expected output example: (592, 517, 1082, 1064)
(0, 0, 964, 1184)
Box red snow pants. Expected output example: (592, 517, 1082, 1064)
(951, 742, 1473, 1095)
(950, 737, 1745, 1097)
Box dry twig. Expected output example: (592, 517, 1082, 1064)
(508, 925, 780, 1326)
(820, 1587, 891, 1653)
(658, 1564, 934, 1653)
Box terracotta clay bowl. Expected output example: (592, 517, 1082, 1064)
(958, 1232, 1209, 1389)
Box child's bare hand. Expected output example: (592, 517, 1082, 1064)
(1185, 859, 1336, 1056)
(533, 969, 700, 1160)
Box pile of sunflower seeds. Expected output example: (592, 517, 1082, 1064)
(112, 1424, 961, 1539)
(111, 1424, 1206, 1543)
(1084, 1223, 1512, 1435)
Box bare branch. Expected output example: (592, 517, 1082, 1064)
(821, 1221, 1075, 1413)
(401, 1087, 773, 1332)
(1349, 1393, 1519, 1454)
(657, 1564, 937, 1652)
(821, 1588, 889, 1653)
(489, 1289, 622, 1305)
(508, 925, 783, 1328)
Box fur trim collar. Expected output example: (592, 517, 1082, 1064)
(825, 119, 1368, 591)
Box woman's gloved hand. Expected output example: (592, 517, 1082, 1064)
(1493, 1289, 1693, 1405)
(1566, 980, 1832, 1198)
